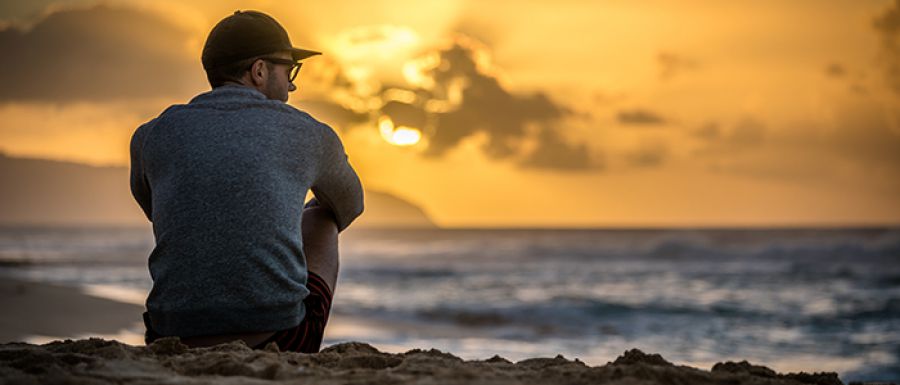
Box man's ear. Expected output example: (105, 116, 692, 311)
(249, 59, 267, 86)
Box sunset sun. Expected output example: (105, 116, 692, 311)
(378, 115, 421, 146)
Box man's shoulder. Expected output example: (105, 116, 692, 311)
(274, 104, 339, 137)
(132, 113, 162, 140)
(276, 103, 319, 124)
(132, 104, 178, 135)
(133, 96, 337, 143)
(140, 103, 185, 125)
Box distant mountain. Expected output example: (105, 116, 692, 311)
(355, 191, 434, 229)
(0, 153, 435, 228)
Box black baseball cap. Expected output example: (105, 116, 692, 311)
(202, 10, 320, 70)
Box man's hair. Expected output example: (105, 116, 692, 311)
(205, 56, 274, 88)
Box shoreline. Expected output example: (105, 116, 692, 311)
(0, 278, 144, 344)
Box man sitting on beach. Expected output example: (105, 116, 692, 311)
(129, 10, 364, 353)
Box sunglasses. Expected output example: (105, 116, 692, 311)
(258, 57, 303, 82)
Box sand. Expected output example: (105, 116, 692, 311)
(0, 337, 852, 385)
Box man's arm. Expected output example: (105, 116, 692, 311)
(129, 126, 153, 221)
(310, 125, 364, 232)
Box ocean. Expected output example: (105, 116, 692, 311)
(1, 226, 898, 382)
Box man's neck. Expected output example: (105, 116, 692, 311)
(221, 80, 252, 88)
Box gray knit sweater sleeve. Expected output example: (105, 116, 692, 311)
(130, 117, 155, 221)
(312, 125, 364, 232)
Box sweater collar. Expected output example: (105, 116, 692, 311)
(190, 84, 268, 104)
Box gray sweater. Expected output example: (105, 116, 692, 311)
(130, 85, 364, 337)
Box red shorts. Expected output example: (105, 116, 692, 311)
(251, 271, 333, 353)
(144, 271, 333, 353)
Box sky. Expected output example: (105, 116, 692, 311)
(1, 0, 899, 227)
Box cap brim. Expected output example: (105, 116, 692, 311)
(291, 48, 321, 61)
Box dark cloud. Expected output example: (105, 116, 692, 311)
(693, 122, 721, 140)
(829, 100, 900, 168)
(519, 127, 600, 170)
(359, 39, 597, 170)
(293, 99, 368, 130)
(429, 43, 602, 169)
(291, 56, 368, 129)
(695, 102, 900, 182)
(424, 44, 571, 158)
(0, 5, 205, 102)
(850, 83, 868, 94)
(625, 142, 666, 168)
(381, 100, 428, 129)
(873, 0, 900, 95)
(657, 52, 699, 81)
(0, 1, 57, 22)
(299, 55, 356, 90)
(694, 117, 810, 180)
(728, 117, 766, 148)
(823, 62, 871, 94)
(825, 62, 846, 77)
(694, 117, 766, 156)
(617, 109, 666, 125)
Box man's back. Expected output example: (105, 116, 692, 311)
(130, 84, 363, 338)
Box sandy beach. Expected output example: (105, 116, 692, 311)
(1, 337, 851, 385)
(0, 278, 858, 384)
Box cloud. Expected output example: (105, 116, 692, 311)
(693, 117, 815, 180)
(694, 100, 900, 183)
(693, 121, 721, 140)
(421, 42, 572, 159)
(325, 35, 598, 170)
(873, 0, 900, 95)
(0, 5, 205, 102)
(697, 117, 766, 149)
(418, 39, 605, 169)
(828, 99, 900, 168)
(294, 99, 368, 130)
(657, 51, 699, 81)
(821, 62, 870, 94)
(381, 100, 428, 129)
(728, 117, 766, 148)
(519, 127, 599, 170)
(825, 62, 846, 78)
(617, 109, 666, 125)
(625, 141, 667, 168)
(692, 117, 767, 161)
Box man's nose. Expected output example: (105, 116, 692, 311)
(288, 82, 297, 92)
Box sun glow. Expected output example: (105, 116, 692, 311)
(328, 24, 422, 91)
(378, 116, 421, 146)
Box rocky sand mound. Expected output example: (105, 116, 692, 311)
(0, 338, 850, 384)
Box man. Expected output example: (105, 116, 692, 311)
(129, 10, 364, 353)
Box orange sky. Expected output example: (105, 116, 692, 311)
(1, 0, 899, 227)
